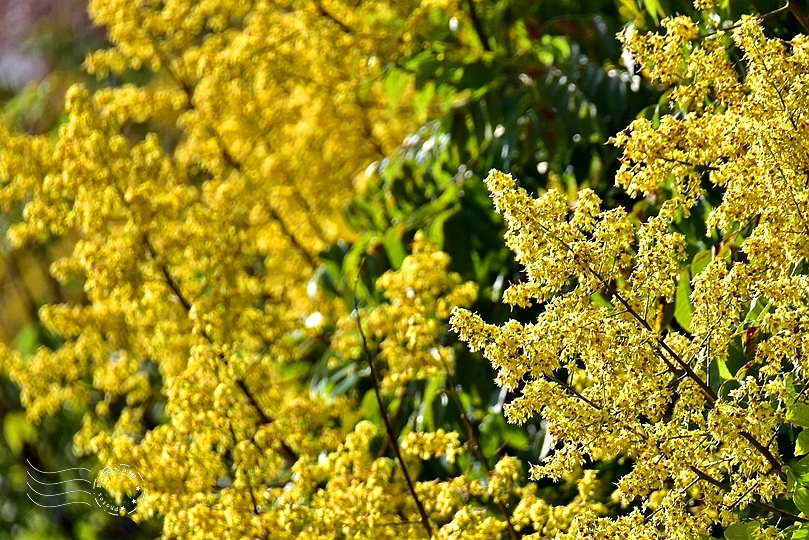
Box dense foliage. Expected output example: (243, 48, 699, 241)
(2, 0, 809, 539)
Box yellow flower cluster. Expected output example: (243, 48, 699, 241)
(0, 1, 493, 538)
(7, 0, 809, 536)
(453, 11, 809, 537)
(401, 429, 461, 462)
(263, 420, 609, 539)
(334, 232, 478, 390)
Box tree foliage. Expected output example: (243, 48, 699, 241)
(3, 0, 809, 539)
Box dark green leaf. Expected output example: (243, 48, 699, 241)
(2, 412, 36, 456)
(786, 465, 798, 492)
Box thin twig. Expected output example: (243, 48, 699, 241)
(654, 154, 719, 172)
(377, 385, 407, 459)
(698, 4, 790, 39)
(437, 356, 519, 540)
(315, 1, 352, 33)
(544, 374, 600, 410)
(226, 421, 260, 516)
(354, 282, 433, 537)
(786, 0, 809, 31)
(689, 466, 806, 522)
(463, 0, 491, 51)
(109, 185, 299, 464)
(536, 220, 716, 400)
(531, 216, 787, 478)
(161, 62, 319, 269)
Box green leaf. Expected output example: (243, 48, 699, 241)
(724, 521, 760, 540)
(383, 227, 407, 270)
(674, 270, 693, 333)
(715, 359, 734, 381)
(789, 403, 809, 428)
(405, 184, 458, 228)
(798, 431, 809, 456)
(330, 363, 363, 396)
(413, 82, 435, 117)
(726, 334, 748, 379)
(691, 250, 712, 277)
(619, 0, 641, 19)
(2, 412, 36, 456)
(795, 486, 809, 514)
(786, 523, 809, 539)
(408, 53, 439, 90)
(361, 389, 382, 425)
(786, 465, 798, 492)
(75, 521, 100, 540)
(420, 374, 446, 432)
(787, 374, 798, 402)
(478, 413, 504, 459)
(794, 455, 809, 484)
(426, 207, 459, 248)
(13, 322, 40, 357)
(718, 378, 742, 401)
(342, 237, 374, 303)
(745, 297, 768, 323)
(641, 0, 665, 23)
(503, 422, 530, 451)
(591, 292, 613, 310)
(385, 68, 410, 106)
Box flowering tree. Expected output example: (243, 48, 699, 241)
(4, 0, 809, 539)
(453, 5, 809, 538)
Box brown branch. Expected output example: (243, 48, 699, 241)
(128, 207, 299, 465)
(787, 0, 809, 31)
(289, 186, 332, 246)
(439, 357, 518, 540)
(154, 248, 300, 464)
(539, 220, 717, 402)
(227, 422, 260, 516)
(544, 374, 601, 410)
(739, 431, 785, 480)
(113, 165, 295, 528)
(463, 0, 491, 51)
(579, 254, 788, 480)
(361, 114, 386, 158)
(233, 378, 298, 462)
(262, 205, 318, 269)
(690, 466, 806, 523)
(124, 51, 315, 465)
(354, 294, 433, 538)
(501, 205, 790, 521)
(155, 253, 192, 312)
(654, 154, 719, 172)
(162, 64, 319, 270)
(531, 217, 789, 484)
(315, 1, 352, 34)
(166, 261, 299, 463)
